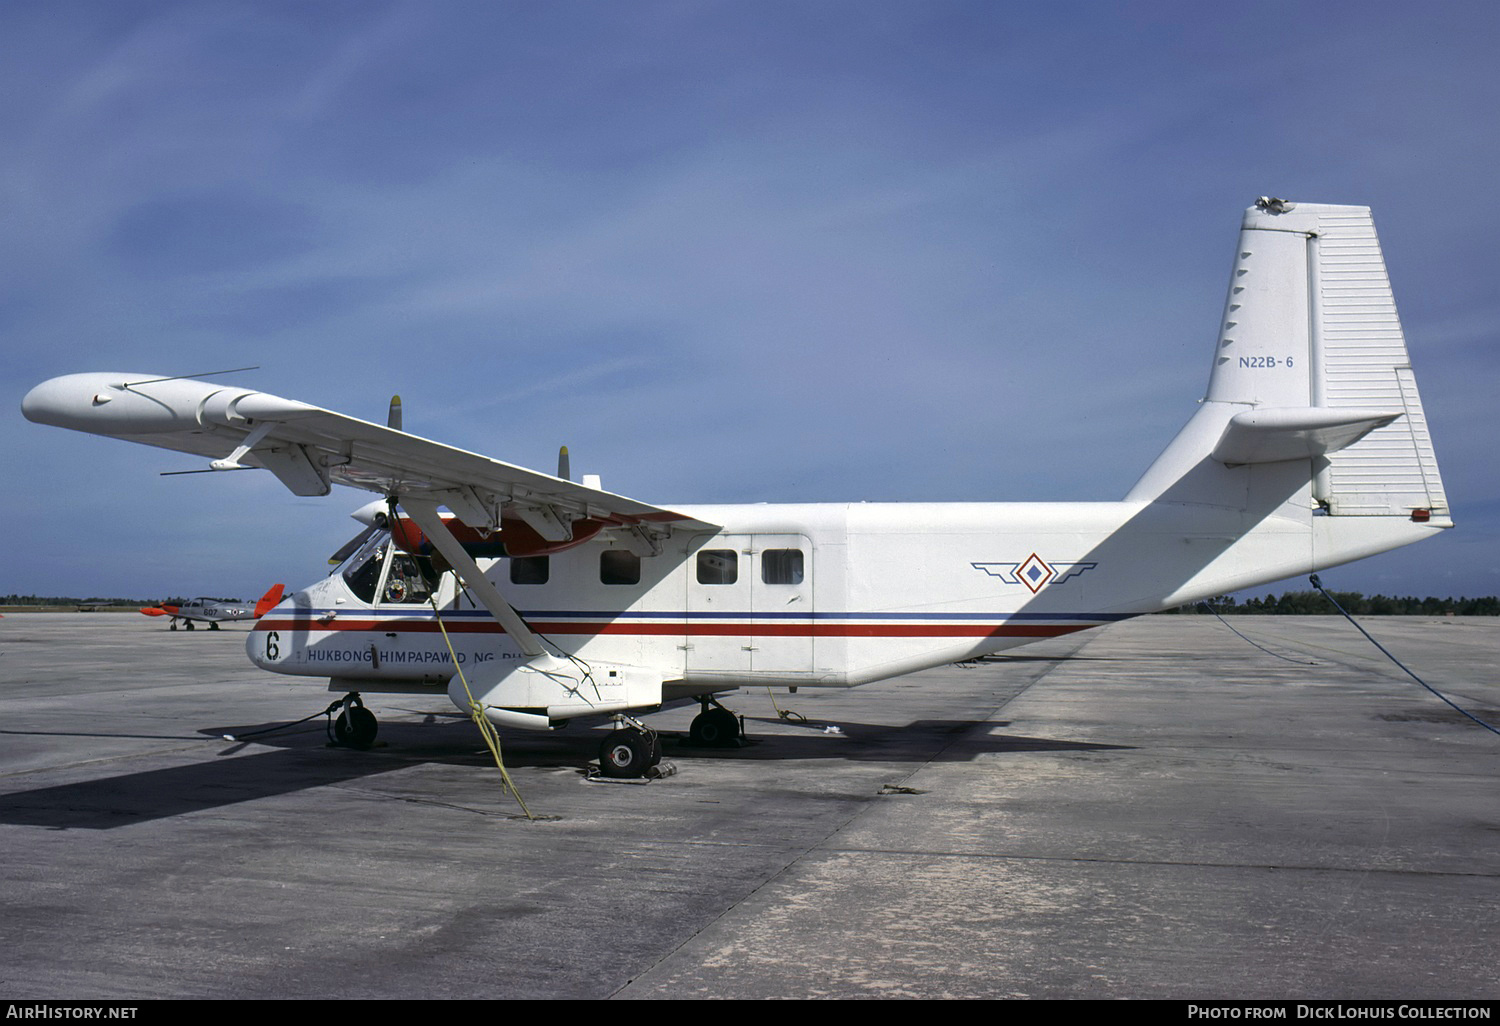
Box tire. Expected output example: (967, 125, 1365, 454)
(333, 706, 379, 749)
(689, 707, 740, 747)
(599, 728, 651, 778)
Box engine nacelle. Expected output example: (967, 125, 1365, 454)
(347, 498, 607, 560)
(387, 512, 605, 559)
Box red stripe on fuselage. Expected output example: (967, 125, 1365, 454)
(254, 617, 1093, 639)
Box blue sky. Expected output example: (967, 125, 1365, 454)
(4, 0, 1497, 601)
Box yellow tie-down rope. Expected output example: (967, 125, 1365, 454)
(428, 592, 535, 821)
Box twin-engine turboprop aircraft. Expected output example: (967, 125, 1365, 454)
(23, 200, 1453, 777)
(141, 584, 285, 630)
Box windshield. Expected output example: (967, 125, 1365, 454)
(340, 530, 391, 604)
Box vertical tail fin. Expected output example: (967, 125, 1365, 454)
(1128, 199, 1449, 523)
(253, 583, 286, 619)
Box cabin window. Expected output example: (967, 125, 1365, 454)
(696, 549, 738, 585)
(761, 548, 804, 585)
(601, 550, 640, 585)
(510, 556, 549, 585)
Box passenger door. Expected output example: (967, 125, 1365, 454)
(685, 534, 812, 678)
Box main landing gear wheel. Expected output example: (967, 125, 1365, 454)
(598, 727, 661, 779)
(332, 703, 379, 750)
(689, 705, 742, 747)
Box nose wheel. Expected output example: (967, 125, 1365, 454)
(330, 693, 379, 749)
(597, 717, 663, 778)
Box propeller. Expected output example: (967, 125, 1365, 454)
(328, 397, 401, 564)
(558, 445, 570, 481)
(328, 500, 392, 565)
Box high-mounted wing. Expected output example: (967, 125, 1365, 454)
(22, 372, 718, 552)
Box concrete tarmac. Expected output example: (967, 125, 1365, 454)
(1, 612, 1497, 1000)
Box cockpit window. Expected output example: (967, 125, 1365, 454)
(382, 554, 434, 604)
(340, 533, 436, 606)
(340, 531, 391, 603)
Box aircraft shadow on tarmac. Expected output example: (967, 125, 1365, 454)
(0, 712, 1128, 830)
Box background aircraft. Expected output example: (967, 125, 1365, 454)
(140, 584, 285, 630)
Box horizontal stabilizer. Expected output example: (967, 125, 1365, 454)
(1210, 407, 1401, 466)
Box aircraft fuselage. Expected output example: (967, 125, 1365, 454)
(249, 495, 1440, 705)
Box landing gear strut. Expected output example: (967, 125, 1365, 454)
(598, 715, 663, 778)
(330, 693, 379, 749)
(689, 697, 744, 747)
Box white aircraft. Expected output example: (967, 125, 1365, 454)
(23, 199, 1452, 776)
(140, 584, 285, 630)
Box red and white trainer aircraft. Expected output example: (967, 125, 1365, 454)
(140, 584, 285, 631)
(23, 200, 1452, 776)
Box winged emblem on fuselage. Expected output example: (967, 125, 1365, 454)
(972, 555, 1099, 594)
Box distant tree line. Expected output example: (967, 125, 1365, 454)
(1, 594, 143, 606)
(1175, 591, 1500, 616)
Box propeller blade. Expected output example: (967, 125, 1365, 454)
(388, 395, 402, 432)
(558, 445, 570, 481)
(328, 524, 381, 565)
